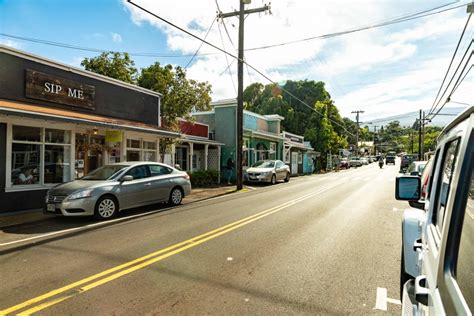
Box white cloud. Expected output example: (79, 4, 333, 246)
(0, 39, 22, 49)
(123, 0, 472, 119)
(111, 32, 123, 43)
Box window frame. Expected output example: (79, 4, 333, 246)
(438, 129, 474, 315)
(6, 123, 74, 191)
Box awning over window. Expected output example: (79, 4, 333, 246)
(0, 99, 180, 138)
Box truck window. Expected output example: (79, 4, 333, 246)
(455, 169, 474, 310)
(433, 139, 460, 234)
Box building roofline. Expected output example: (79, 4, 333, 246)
(0, 45, 163, 98)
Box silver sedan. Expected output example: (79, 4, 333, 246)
(45, 162, 191, 220)
(245, 160, 290, 184)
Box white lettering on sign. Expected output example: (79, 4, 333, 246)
(44, 82, 62, 94)
(68, 88, 85, 100)
(43, 82, 84, 100)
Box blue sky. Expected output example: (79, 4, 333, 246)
(1, 0, 473, 121)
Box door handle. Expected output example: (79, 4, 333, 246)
(414, 275, 429, 306)
(413, 238, 425, 251)
(144, 183, 151, 186)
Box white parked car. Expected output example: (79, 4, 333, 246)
(395, 106, 473, 315)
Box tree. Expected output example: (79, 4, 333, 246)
(81, 52, 137, 84)
(138, 62, 212, 159)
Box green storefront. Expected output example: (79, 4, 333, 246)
(193, 99, 284, 182)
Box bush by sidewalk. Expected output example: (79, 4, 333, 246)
(187, 170, 219, 187)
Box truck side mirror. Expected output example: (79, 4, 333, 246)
(396, 176, 421, 201)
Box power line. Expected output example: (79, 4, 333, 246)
(428, 12, 472, 115)
(0, 32, 215, 58)
(245, 2, 468, 52)
(430, 52, 473, 120)
(126, 0, 355, 137)
(430, 39, 473, 115)
(185, 17, 217, 69)
(217, 22, 237, 94)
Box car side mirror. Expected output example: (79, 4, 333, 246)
(396, 176, 421, 201)
(121, 175, 134, 182)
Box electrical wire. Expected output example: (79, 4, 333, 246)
(0, 32, 216, 58)
(1, 2, 467, 59)
(185, 17, 217, 69)
(215, 0, 236, 49)
(217, 22, 237, 94)
(245, 2, 468, 52)
(127, 0, 355, 136)
(429, 53, 473, 120)
(429, 39, 473, 115)
(428, 12, 472, 115)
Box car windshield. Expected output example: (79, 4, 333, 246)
(252, 161, 275, 168)
(82, 165, 128, 180)
(351, 157, 360, 160)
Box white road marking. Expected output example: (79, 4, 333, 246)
(374, 287, 401, 311)
(1, 181, 345, 248)
(374, 287, 388, 311)
(393, 207, 398, 212)
(0, 207, 174, 247)
(227, 257, 233, 261)
(245, 185, 257, 190)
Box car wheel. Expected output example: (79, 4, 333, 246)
(284, 172, 290, 182)
(169, 187, 183, 206)
(95, 195, 118, 220)
(271, 174, 276, 185)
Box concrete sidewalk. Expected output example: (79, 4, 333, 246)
(0, 185, 238, 228)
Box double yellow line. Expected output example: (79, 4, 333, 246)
(2, 185, 333, 315)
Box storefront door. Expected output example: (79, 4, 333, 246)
(291, 152, 298, 175)
(75, 133, 106, 178)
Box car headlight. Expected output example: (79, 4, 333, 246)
(67, 189, 93, 201)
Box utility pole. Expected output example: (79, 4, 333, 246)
(218, 1, 270, 190)
(421, 111, 425, 159)
(418, 109, 422, 160)
(372, 125, 379, 155)
(351, 110, 364, 157)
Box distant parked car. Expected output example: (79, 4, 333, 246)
(400, 154, 416, 171)
(45, 162, 191, 220)
(360, 157, 369, 165)
(339, 158, 350, 169)
(350, 157, 362, 167)
(406, 161, 427, 177)
(385, 155, 396, 164)
(245, 160, 290, 184)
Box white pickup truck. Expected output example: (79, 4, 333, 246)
(395, 106, 473, 315)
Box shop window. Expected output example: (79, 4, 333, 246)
(11, 143, 40, 185)
(10, 125, 72, 188)
(298, 152, 303, 164)
(45, 129, 71, 144)
(270, 142, 277, 159)
(126, 139, 157, 162)
(127, 150, 141, 161)
(44, 145, 71, 184)
(127, 139, 141, 149)
(13, 125, 41, 142)
(192, 154, 198, 170)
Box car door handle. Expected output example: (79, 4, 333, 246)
(144, 183, 151, 186)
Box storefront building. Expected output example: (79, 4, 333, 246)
(282, 131, 318, 175)
(175, 118, 223, 174)
(192, 99, 285, 181)
(0, 46, 179, 212)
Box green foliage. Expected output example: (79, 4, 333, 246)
(188, 170, 219, 187)
(81, 54, 212, 161)
(81, 52, 137, 84)
(243, 80, 347, 171)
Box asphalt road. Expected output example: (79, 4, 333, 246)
(0, 161, 408, 315)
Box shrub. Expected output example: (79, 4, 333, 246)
(188, 170, 219, 187)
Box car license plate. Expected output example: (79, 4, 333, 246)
(46, 204, 55, 212)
